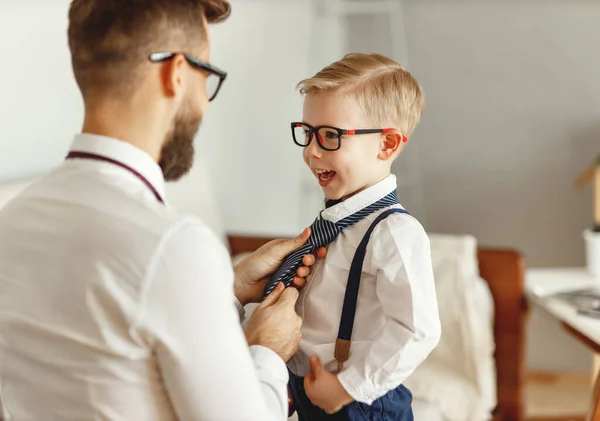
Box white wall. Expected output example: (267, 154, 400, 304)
(201, 0, 345, 237)
(0, 0, 332, 239)
(0, 0, 226, 236)
(398, 0, 599, 372)
(0, 0, 81, 181)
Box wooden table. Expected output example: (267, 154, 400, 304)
(526, 268, 600, 421)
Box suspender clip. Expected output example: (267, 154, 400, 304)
(334, 338, 351, 373)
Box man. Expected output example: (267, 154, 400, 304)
(0, 1, 323, 420)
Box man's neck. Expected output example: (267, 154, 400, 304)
(81, 100, 167, 162)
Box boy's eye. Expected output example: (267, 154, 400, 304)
(324, 131, 338, 139)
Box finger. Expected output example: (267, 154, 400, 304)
(316, 247, 327, 259)
(278, 286, 299, 305)
(260, 282, 284, 307)
(301, 254, 315, 267)
(304, 372, 315, 391)
(291, 276, 306, 289)
(309, 355, 324, 377)
(296, 266, 310, 278)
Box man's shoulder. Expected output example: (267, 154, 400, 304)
(1, 172, 225, 255)
(124, 206, 226, 259)
(156, 211, 224, 248)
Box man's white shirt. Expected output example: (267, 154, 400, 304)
(0, 134, 288, 421)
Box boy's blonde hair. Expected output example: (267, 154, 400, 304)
(297, 53, 424, 137)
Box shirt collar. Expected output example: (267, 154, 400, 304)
(69, 133, 166, 201)
(320, 174, 398, 223)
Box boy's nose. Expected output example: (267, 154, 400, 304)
(305, 136, 322, 158)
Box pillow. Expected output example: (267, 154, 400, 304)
(404, 233, 496, 421)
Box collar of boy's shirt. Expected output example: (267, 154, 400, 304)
(68, 133, 167, 202)
(320, 174, 398, 224)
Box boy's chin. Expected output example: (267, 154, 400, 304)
(322, 186, 347, 201)
(323, 184, 370, 201)
(322, 190, 340, 201)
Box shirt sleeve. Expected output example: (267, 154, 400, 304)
(135, 219, 289, 421)
(337, 215, 441, 404)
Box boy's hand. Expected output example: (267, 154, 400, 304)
(304, 355, 354, 414)
(234, 228, 327, 306)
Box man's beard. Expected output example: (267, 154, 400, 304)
(159, 101, 202, 182)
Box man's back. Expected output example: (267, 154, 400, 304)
(0, 134, 296, 421)
(0, 154, 183, 420)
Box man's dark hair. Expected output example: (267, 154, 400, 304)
(68, 0, 231, 96)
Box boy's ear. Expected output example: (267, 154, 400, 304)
(378, 130, 407, 161)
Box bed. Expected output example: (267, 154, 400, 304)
(0, 176, 526, 421)
(228, 236, 527, 421)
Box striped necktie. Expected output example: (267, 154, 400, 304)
(263, 191, 399, 298)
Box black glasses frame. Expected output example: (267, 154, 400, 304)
(149, 52, 227, 102)
(291, 122, 404, 151)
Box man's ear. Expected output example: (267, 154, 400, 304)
(160, 54, 187, 99)
(378, 130, 407, 161)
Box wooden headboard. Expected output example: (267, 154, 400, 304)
(229, 235, 527, 421)
(477, 248, 527, 421)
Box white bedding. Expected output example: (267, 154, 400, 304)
(413, 397, 446, 421)
(404, 233, 496, 421)
(236, 233, 497, 421)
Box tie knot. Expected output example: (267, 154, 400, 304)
(309, 218, 341, 248)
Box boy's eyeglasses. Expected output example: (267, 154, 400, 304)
(148, 52, 227, 102)
(291, 122, 407, 152)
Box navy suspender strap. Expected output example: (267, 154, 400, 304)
(334, 208, 409, 372)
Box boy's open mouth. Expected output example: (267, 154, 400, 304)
(316, 169, 336, 187)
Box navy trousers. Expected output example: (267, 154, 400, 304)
(288, 370, 414, 421)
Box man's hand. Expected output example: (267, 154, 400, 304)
(244, 282, 302, 362)
(233, 228, 327, 306)
(304, 356, 354, 414)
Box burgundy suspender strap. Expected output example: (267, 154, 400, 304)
(66, 151, 164, 204)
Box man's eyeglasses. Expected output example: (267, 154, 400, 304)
(291, 122, 407, 152)
(149, 52, 227, 102)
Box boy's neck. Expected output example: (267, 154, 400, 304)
(328, 174, 392, 203)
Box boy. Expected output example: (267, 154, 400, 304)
(265, 53, 441, 420)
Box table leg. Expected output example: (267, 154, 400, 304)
(594, 354, 600, 385)
(586, 366, 600, 421)
(560, 324, 600, 420)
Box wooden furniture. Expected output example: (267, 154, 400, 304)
(526, 268, 600, 421)
(229, 235, 527, 421)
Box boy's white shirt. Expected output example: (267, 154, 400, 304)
(288, 174, 441, 404)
